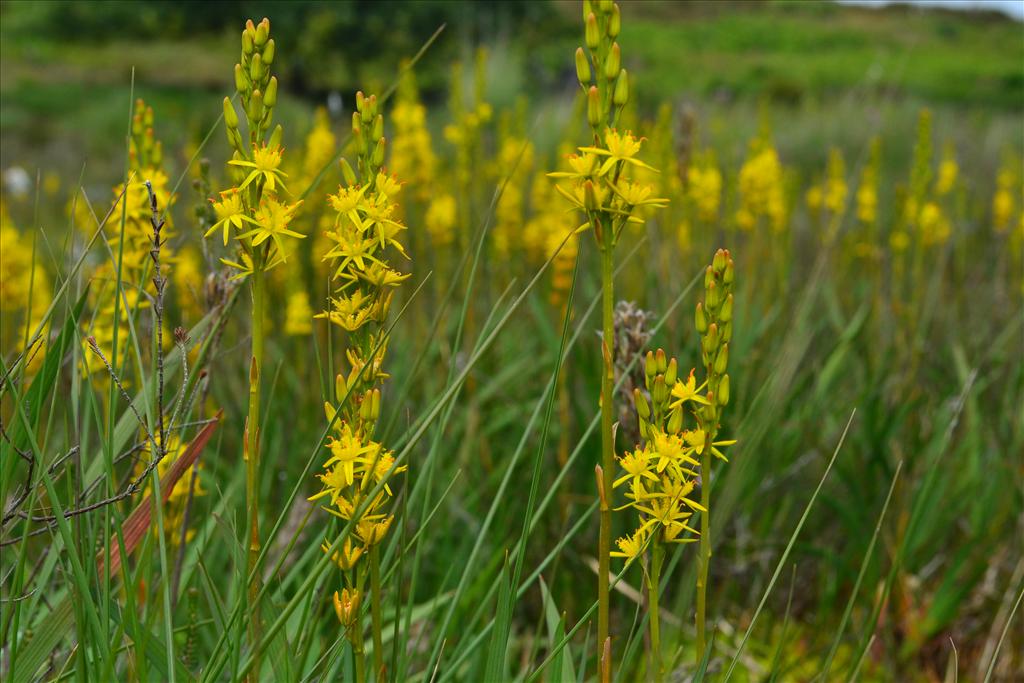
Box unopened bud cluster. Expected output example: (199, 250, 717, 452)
(225, 17, 281, 158)
(578, 0, 629, 136)
(696, 248, 735, 427)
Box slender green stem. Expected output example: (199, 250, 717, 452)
(597, 226, 615, 680)
(370, 545, 385, 682)
(246, 268, 265, 676)
(353, 614, 366, 683)
(648, 539, 664, 683)
(695, 441, 712, 665)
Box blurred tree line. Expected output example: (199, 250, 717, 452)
(1, 0, 575, 98)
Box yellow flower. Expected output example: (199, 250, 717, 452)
(284, 291, 313, 336)
(579, 129, 656, 177)
(610, 181, 668, 210)
(229, 144, 288, 193)
(610, 527, 649, 560)
(670, 370, 710, 409)
(322, 537, 364, 571)
(333, 588, 361, 626)
(206, 189, 257, 245)
(238, 197, 305, 258)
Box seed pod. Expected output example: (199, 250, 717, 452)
(575, 47, 591, 85)
(585, 13, 600, 50)
(604, 43, 620, 81)
(262, 38, 275, 65)
(264, 76, 278, 108)
(695, 302, 708, 334)
(609, 3, 621, 37)
(612, 69, 628, 106)
(586, 86, 602, 128)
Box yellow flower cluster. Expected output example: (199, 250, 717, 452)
(612, 353, 732, 561)
(0, 203, 52, 372)
(736, 136, 786, 233)
(992, 154, 1021, 234)
(390, 69, 437, 206)
(856, 137, 881, 228)
(687, 149, 723, 224)
(83, 98, 175, 382)
(806, 147, 848, 219)
(207, 18, 305, 278)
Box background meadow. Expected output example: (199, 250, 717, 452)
(1, 1, 1022, 681)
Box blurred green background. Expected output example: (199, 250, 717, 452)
(2, 0, 1022, 192)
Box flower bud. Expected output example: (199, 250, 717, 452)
(223, 97, 239, 129)
(371, 388, 381, 420)
(634, 388, 651, 419)
(704, 323, 719, 354)
(718, 374, 730, 406)
(600, 0, 614, 14)
(721, 320, 732, 344)
(645, 350, 657, 381)
(372, 114, 384, 142)
(583, 179, 599, 212)
(705, 280, 720, 311)
(262, 38, 275, 65)
(254, 18, 269, 47)
(249, 53, 264, 84)
(604, 43, 620, 81)
(723, 256, 735, 286)
(248, 89, 264, 124)
(241, 29, 253, 56)
(720, 293, 733, 323)
(665, 358, 677, 386)
(234, 63, 248, 93)
(713, 248, 727, 274)
(372, 137, 386, 167)
(612, 69, 629, 106)
(609, 3, 621, 37)
(714, 343, 729, 376)
(335, 373, 347, 402)
(695, 302, 708, 334)
(585, 13, 600, 50)
(655, 348, 667, 374)
(652, 375, 668, 406)
(268, 124, 283, 149)
(587, 86, 601, 128)
(264, 76, 278, 108)
(704, 265, 714, 290)
(575, 47, 591, 85)
(339, 158, 357, 186)
(583, 0, 594, 20)
(667, 406, 683, 434)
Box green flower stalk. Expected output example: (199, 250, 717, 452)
(202, 18, 305, 669)
(550, 1, 668, 676)
(695, 248, 735, 666)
